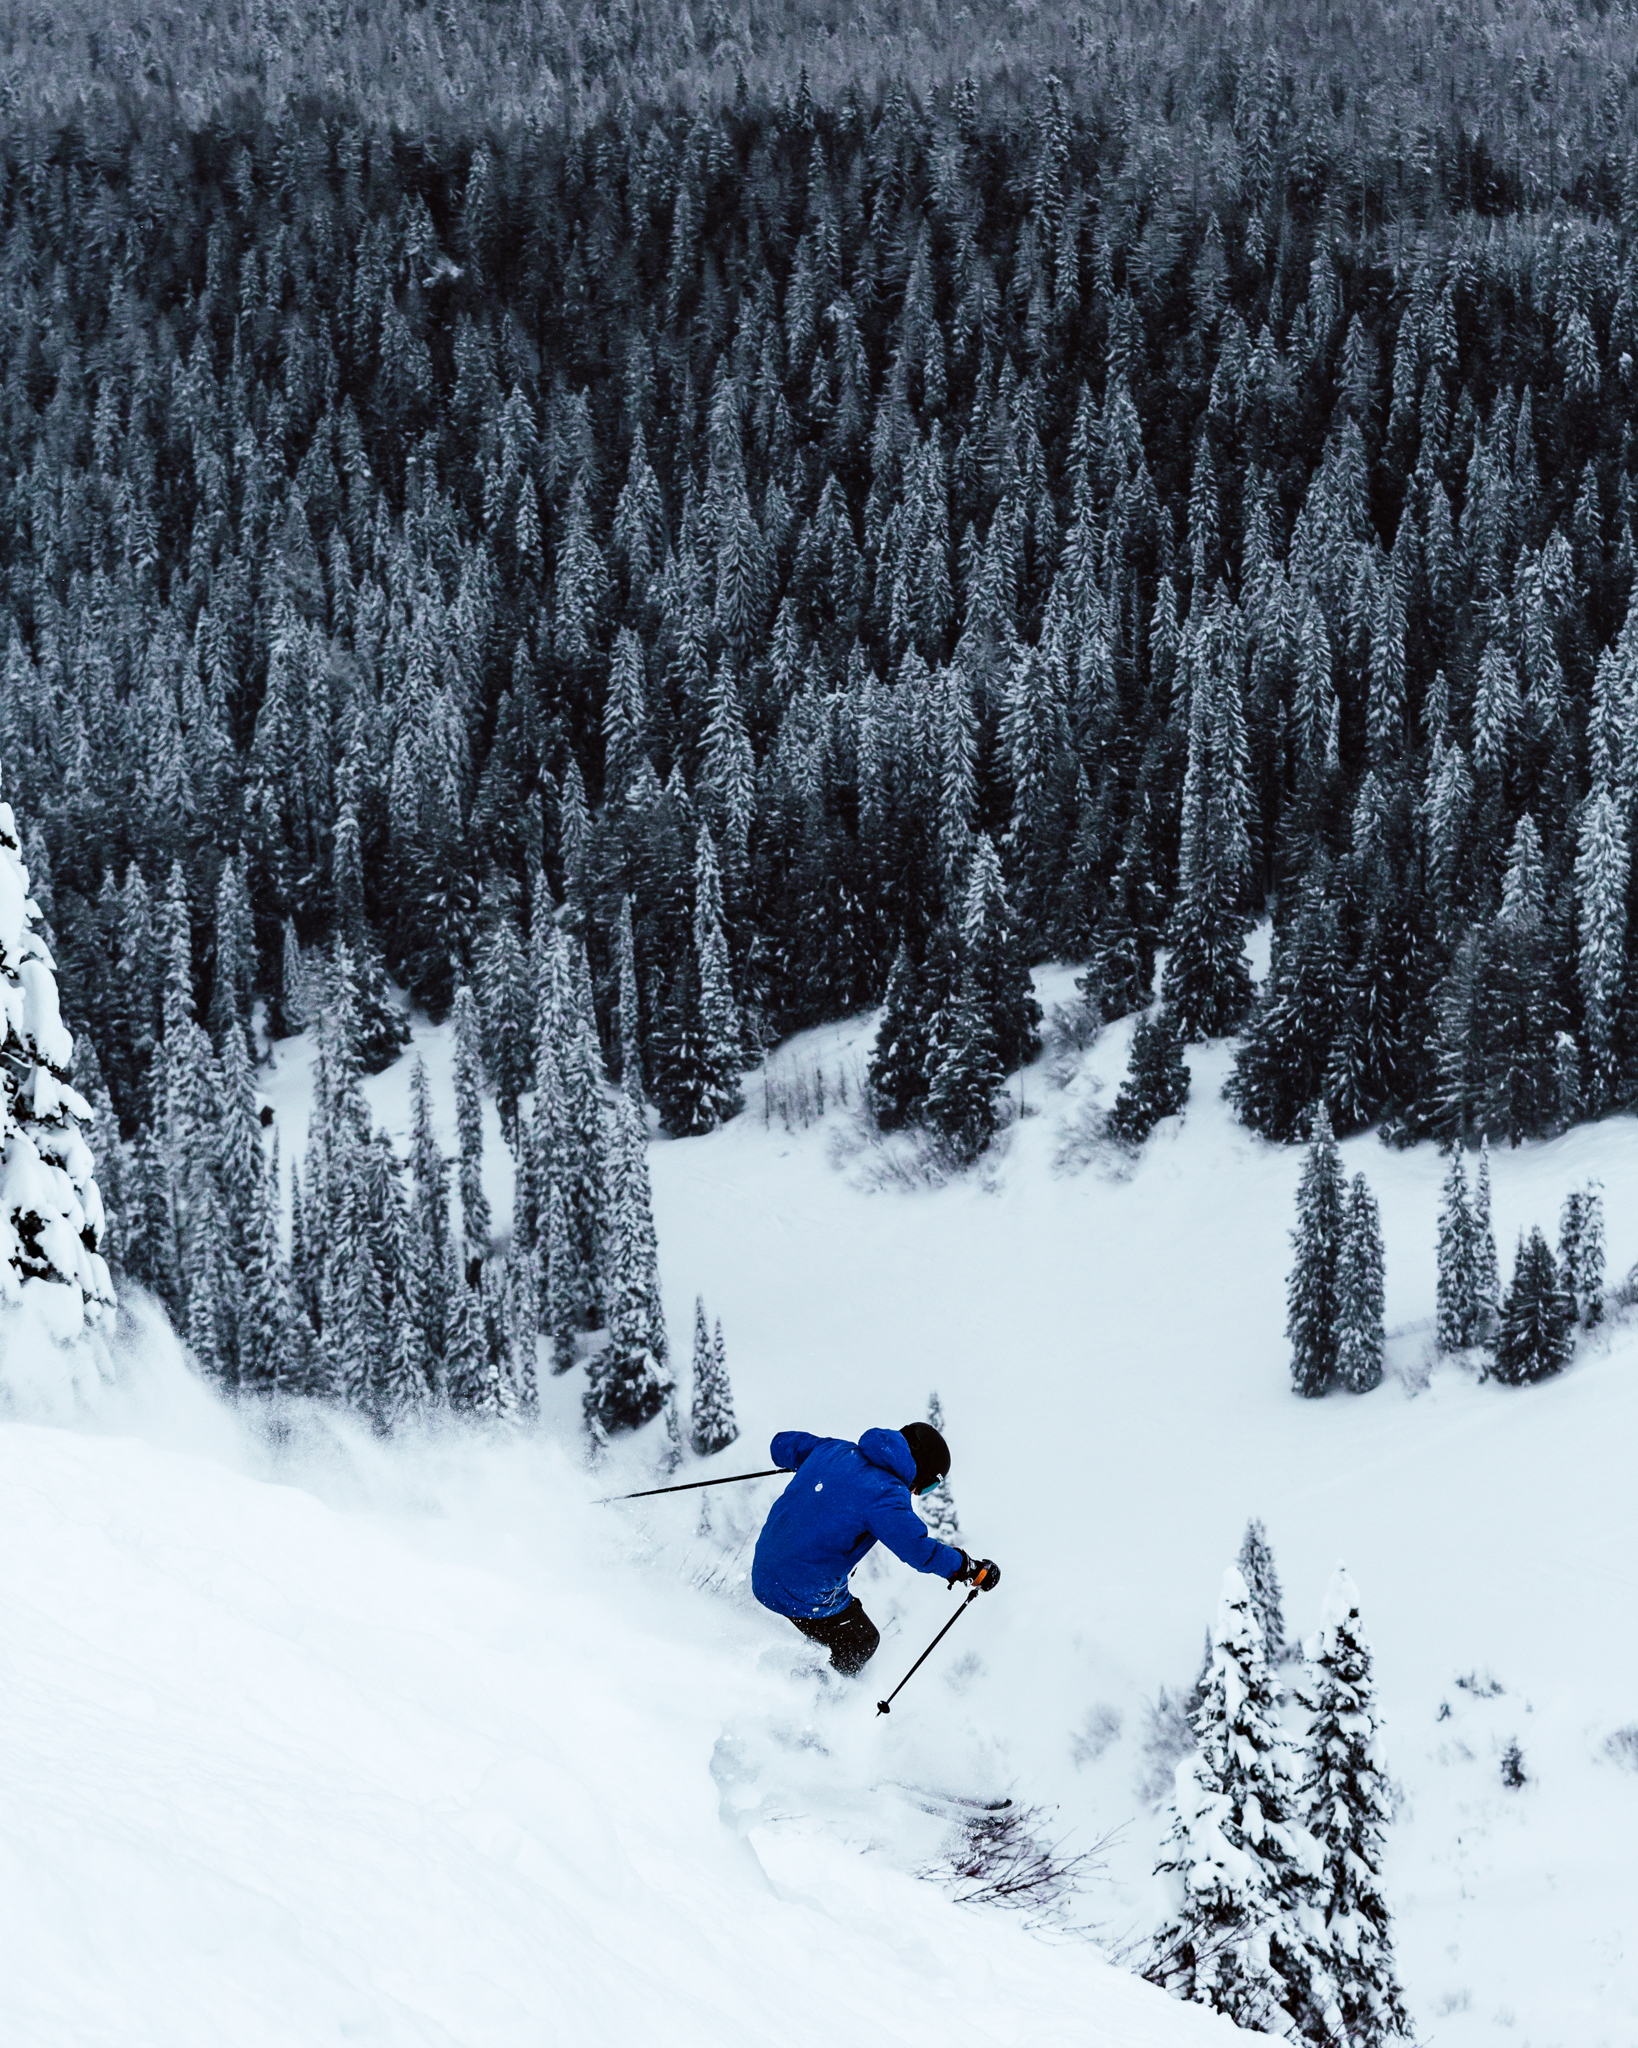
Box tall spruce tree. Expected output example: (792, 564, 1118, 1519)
(1557, 1181, 1605, 1329)
(616, 894, 646, 1105)
(1287, 1107, 1345, 1398)
(1163, 598, 1254, 1040)
(0, 792, 115, 1333)
(1472, 1140, 1501, 1339)
(924, 975, 1006, 1164)
(1300, 1568, 1413, 2048)
(1492, 1228, 1573, 1385)
(586, 1092, 667, 1435)
(1149, 1566, 1328, 2036)
(452, 984, 491, 1257)
(1435, 1150, 1479, 1352)
(1334, 1173, 1386, 1394)
(961, 833, 1041, 1072)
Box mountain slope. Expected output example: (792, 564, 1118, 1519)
(642, 974, 1638, 2046)
(0, 1326, 1243, 2048)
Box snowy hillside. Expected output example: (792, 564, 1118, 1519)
(242, 969, 1638, 2043)
(0, 1315, 1243, 2048)
(15, 963, 1638, 2047)
(632, 972, 1638, 2048)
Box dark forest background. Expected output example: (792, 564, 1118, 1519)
(6, 0, 1638, 1399)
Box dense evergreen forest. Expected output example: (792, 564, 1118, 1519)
(7, 0, 1638, 1410)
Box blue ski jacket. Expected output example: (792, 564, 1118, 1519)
(751, 1428, 966, 1620)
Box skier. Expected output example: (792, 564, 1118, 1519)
(751, 1421, 1000, 1675)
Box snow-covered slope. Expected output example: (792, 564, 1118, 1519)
(0, 1314, 1243, 2048)
(641, 974, 1638, 2047)
(35, 970, 1638, 2046)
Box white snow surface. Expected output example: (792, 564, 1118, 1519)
(642, 974, 1638, 2048)
(0, 1317, 1240, 2045)
(11, 963, 1638, 2043)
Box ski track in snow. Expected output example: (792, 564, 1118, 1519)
(8, 965, 1638, 2042)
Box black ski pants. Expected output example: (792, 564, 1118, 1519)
(790, 1597, 880, 1676)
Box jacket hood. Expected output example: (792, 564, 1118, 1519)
(857, 1427, 917, 1486)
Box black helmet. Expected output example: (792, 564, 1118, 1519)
(898, 1421, 950, 1493)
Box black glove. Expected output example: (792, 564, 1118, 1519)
(948, 1551, 1001, 1591)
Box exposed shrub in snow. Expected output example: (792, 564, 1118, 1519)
(1500, 1740, 1527, 1789)
(1604, 1726, 1638, 1771)
(923, 1801, 1098, 1930)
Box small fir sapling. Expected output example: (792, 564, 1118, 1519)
(1106, 1004, 1190, 1144)
(689, 1295, 739, 1455)
(917, 1390, 961, 1544)
(1491, 1227, 1574, 1385)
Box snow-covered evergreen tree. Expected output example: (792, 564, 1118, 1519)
(452, 984, 491, 1255)
(1574, 787, 1628, 1108)
(477, 908, 534, 1150)
(0, 793, 114, 1334)
(1492, 1228, 1573, 1385)
(1435, 1150, 1478, 1352)
(1236, 1519, 1287, 1666)
(1107, 1004, 1190, 1144)
(1287, 1107, 1344, 1397)
(1163, 598, 1254, 1040)
(1335, 1173, 1386, 1394)
(691, 826, 744, 1129)
(544, 1176, 579, 1376)
(1472, 1139, 1501, 1339)
(1300, 1569, 1413, 2048)
(689, 1295, 739, 1454)
(1149, 1566, 1327, 2036)
(443, 1243, 489, 1409)
(585, 1092, 667, 1435)
(867, 942, 931, 1130)
(406, 1055, 450, 1371)
(961, 832, 1041, 1072)
(616, 894, 645, 1104)
(917, 1390, 962, 1543)
(923, 976, 1006, 1163)
(1559, 1182, 1605, 1329)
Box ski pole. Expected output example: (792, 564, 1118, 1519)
(876, 1586, 981, 1715)
(595, 1467, 785, 1504)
